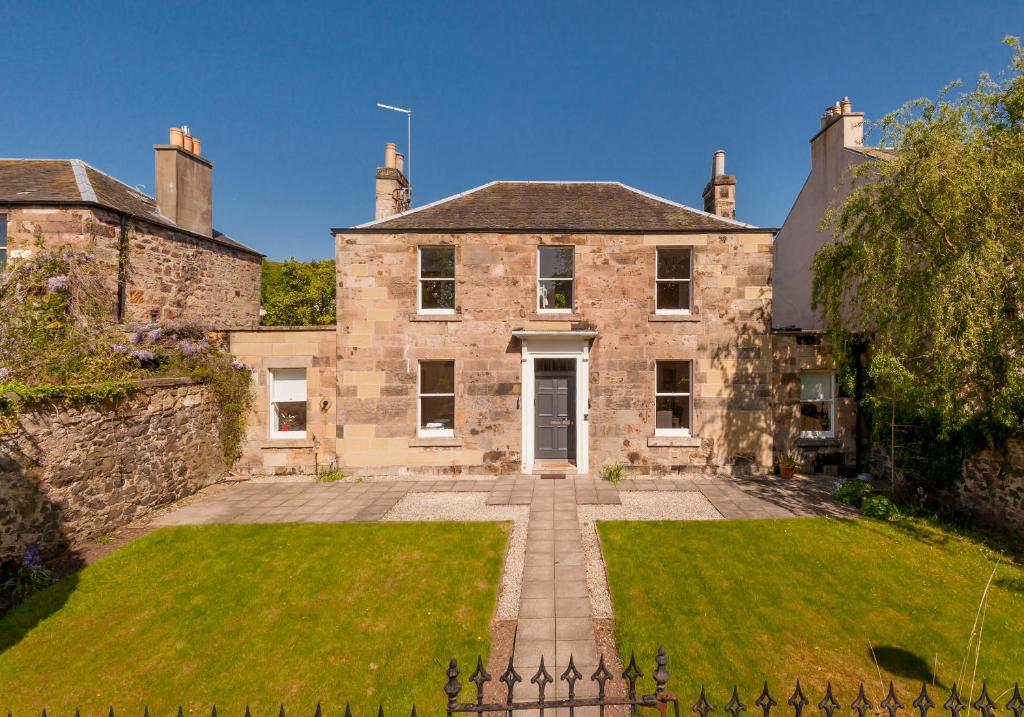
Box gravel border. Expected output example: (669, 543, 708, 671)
(381, 492, 528, 620)
(577, 492, 723, 617)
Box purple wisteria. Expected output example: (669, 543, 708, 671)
(46, 275, 69, 293)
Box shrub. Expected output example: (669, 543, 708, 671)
(0, 546, 53, 606)
(317, 469, 345, 483)
(835, 478, 872, 507)
(601, 462, 625, 484)
(861, 494, 902, 521)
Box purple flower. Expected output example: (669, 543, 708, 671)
(46, 275, 69, 293)
(231, 359, 246, 370)
(146, 328, 163, 342)
(130, 349, 155, 362)
(130, 332, 144, 345)
(22, 545, 42, 570)
(178, 339, 208, 357)
(111, 343, 128, 354)
(0, 367, 10, 381)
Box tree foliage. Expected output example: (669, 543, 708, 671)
(260, 258, 336, 326)
(813, 38, 1024, 454)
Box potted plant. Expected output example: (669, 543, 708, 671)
(778, 452, 799, 479)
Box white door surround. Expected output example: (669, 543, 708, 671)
(514, 331, 596, 475)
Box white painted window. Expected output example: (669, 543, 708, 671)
(419, 360, 455, 437)
(0, 215, 7, 266)
(538, 246, 573, 312)
(656, 247, 691, 313)
(800, 371, 835, 438)
(270, 368, 308, 439)
(419, 246, 455, 314)
(655, 360, 691, 436)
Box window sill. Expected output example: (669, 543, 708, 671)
(648, 313, 701, 323)
(411, 314, 461, 322)
(530, 313, 583, 321)
(408, 437, 464, 448)
(797, 436, 840, 447)
(648, 435, 701, 447)
(261, 439, 315, 449)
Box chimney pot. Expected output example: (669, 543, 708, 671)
(169, 127, 184, 148)
(192, 137, 201, 156)
(712, 149, 726, 178)
(155, 128, 213, 236)
(702, 149, 736, 220)
(395, 151, 405, 174)
(840, 97, 852, 115)
(384, 142, 397, 169)
(182, 135, 195, 153)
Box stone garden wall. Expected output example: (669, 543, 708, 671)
(0, 378, 226, 559)
(957, 436, 1024, 534)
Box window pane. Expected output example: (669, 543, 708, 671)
(655, 396, 690, 430)
(657, 247, 691, 280)
(420, 396, 455, 430)
(539, 279, 573, 310)
(420, 246, 455, 278)
(421, 279, 455, 309)
(656, 361, 690, 394)
(421, 361, 454, 394)
(656, 281, 691, 311)
(800, 373, 833, 401)
(274, 400, 307, 433)
(539, 246, 573, 279)
(800, 402, 832, 433)
(271, 368, 307, 402)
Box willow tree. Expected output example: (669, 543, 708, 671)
(812, 38, 1024, 486)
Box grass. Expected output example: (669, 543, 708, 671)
(599, 517, 1024, 705)
(0, 523, 510, 716)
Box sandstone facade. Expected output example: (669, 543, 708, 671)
(4, 205, 261, 327)
(227, 327, 338, 475)
(0, 379, 226, 559)
(333, 229, 775, 476)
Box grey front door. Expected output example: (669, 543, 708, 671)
(535, 361, 576, 461)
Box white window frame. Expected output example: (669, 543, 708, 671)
(537, 245, 574, 314)
(655, 246, 692, 315)
(799, 371, 836, 439)
(269, 368, 308, 440)
(654, 360, 692, 437)
(418, 245, 455, 315)
(418, 360, 455, 438)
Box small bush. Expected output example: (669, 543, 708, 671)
(835, 478, 872, 507)
(317, 469, 345, 483)
(861, 494, 902, 521)
(0, 546, 53, 606)
(601, 462, 625, 484)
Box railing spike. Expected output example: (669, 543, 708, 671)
(882, 682, 905, 717)
(378, 705, 385, 717)
(1007, 685, 1024, 717)
(914, 685, 935, 717)
(622, 652, 643, 700)
(560, 654, 583, 700)
(853, 684, 873, 717)
(818, 683, 840, 717)
(314, 701, 323, 717)
(591, 656, 613, 700)
(470, 655, 492, 706)
(694, 685, 715, 717)
(109, 707, 115, 717)
(410, 705, 418, 717)
(788, 680, 809, 717)
(244, 705, 252, 717)
(945, 684, 967, 717)
(279, 703, 287, 717)
(530, 656, 554, 703)
(178, 706, 184, 717)
(973, 684, 997, 717)
(211, 705, 218, 717)
(726, 685, 747, 717)
(344, 703, 353, 717)
(144, 707, 150, 717)
(499, 656, 522, 706)
(756, 682, 778, 717)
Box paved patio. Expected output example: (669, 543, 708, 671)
(153, 474, 851, 527)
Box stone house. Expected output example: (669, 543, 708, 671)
(0, 127, 263, 328)
(772, 98, 893, 473)
(325, 145, 776, 477)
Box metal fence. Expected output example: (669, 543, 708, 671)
(12, 649, 1024, 717)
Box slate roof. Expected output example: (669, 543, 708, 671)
(0, 159, 262, 256)
(340, 181, 762, 232)
(845, 146, 897, 161)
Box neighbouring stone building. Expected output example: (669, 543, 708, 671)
(770, 98, 889, 472)
(325, 145, 775, 477)
(0, 127, 263, 328)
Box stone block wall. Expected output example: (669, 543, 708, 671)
(0, 379, 226, 559)
(334, 230, 774, 476)
(771, 332, 858, 472)
(227, 328, 338, 476)
(4, 205, 261, 327)
(956, 437, 1024, 533)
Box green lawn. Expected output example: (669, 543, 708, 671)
(599, 518, 1024, 705)
(0, 523, 510, 717)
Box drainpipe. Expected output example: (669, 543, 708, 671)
(117, 213, 129, 322)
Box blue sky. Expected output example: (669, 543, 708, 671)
(3, 1, 1021, 259)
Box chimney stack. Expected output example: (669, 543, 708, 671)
(702, 149, 736, 219)
(155, 126, 212, 237)
(375, 141, 410, 220)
